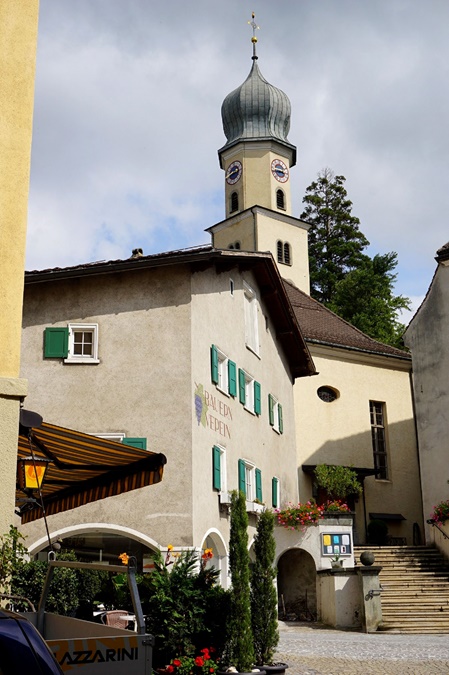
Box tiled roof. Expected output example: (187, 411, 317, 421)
(283, 280, 410, 360)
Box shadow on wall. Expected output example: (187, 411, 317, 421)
(296, 418, 422, 546)
(277, 548, 317, 622)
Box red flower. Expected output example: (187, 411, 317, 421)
(209, 669, 215, 673)
(173, 659, 181, 667)
(166, 667, 174, 674)
(194, 656, 204, 667)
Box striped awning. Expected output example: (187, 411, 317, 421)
(17, 422, 167, 524)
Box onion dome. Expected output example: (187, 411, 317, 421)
(221, 59, 293, 149)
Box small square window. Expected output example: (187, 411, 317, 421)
(65, 323, 99, 364)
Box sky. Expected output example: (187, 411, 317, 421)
(27, 1, 449, 322)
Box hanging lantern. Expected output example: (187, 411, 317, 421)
(17, 456, 51, 491)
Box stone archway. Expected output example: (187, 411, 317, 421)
(277, 548, 317, 621)
(201, 529, 229, 589)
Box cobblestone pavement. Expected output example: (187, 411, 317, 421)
(274, 622, 449, 674)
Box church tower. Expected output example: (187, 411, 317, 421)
(207, 15, 310, 294)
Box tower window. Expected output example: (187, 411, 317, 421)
(229, 241, 241, 250)
(276, 240, 292, 266)
(277, 240, 283, 263)
(276, 189, 286, 210)
(230, 191, 239, 213)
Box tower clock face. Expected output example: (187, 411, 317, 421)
(226, 161, 243, 185)
(271, 159, 289, 183)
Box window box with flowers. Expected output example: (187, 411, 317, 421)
(275, 501, 324, 531)
(430, 499, 449, 525)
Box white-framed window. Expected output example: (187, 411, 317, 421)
(238, 459, 263, 504)
(243, 281, 259, 355)
(212, 445, 227, 493)
(244, 372, 255, 414)
(211, 345, 237, 398)
(64, 323, 99, 364)
(217, 349, 229, 394)
(268, 394, 283, 434)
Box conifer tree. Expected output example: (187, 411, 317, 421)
(225, 490, 254, 672)
(251, 509, 279, 667)
(300, 167, 369, 305)
(301, 168, 411, 348)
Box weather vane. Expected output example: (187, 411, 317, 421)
(248, 12, 260, 59)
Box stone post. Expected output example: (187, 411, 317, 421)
(356, 565, 383, 633)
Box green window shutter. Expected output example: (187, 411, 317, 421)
(228, 360, 237, 397)
(212, 446, 221, 491)
(44, 327, 69, 358)
(238, 369, 246, 405)
(211, 345, 219, 384)
(123, 438, 147, 450)
(255, 468, 262, 502)
(238, 459, 246, 496)
(272, 477, 279, 508)
(254, 381, 261, 415)
(268, 394, 274, 426)
(278, 404, 283, 434)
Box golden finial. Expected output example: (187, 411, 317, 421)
(248, 12, 260, 59)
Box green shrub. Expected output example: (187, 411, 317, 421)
(251, 510, 279, 666)
(314, 464, 362, 500)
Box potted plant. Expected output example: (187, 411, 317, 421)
(251, 510, 287, 674)
(314, 464, 363, 515)
(221, 491, 264, 674)
(274, 500, 323, 531)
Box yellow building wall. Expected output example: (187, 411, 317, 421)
(0, 0, 38, 532)
(294, 346, 423, 544)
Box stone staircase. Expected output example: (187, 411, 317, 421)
(354, 545, 449, 633)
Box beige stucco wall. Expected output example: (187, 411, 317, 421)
(221, 141, 294, 217)
(20, 261, 301, 575)
(0, 0, 38, 534)
(190, 266, 298, 553)
(21, 265, 194, 549)
(294, 345, 423, 544)
(404, 262, 449, 538)
(210, 209, 310, 294)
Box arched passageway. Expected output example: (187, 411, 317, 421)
(277, 548, 317, 621)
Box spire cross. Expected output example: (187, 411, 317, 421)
(248, 12, 259, 60)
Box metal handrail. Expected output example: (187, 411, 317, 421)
(427, 518, 449, 541)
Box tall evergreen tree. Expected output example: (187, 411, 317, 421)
(328, 252, 410, 349)
(225, 490, 254, 672)
(250, 509, 279, 667)
(300, 168, 369, 304)
(301, 168, 411, 348)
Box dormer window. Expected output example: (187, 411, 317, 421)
(276, 240, 292, 266)
(230, 191, 239, 213)
(276, 189, 286, 210)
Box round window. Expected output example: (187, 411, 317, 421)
(317, 386, 339, 403)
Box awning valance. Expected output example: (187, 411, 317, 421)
(17, 422, 166, 524)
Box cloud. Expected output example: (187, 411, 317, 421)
(27, 0, 449, 304)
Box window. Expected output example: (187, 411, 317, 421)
(228, 241, 241, 250)
(370, 401, 388, 480)
(238, 369, 261, 415)
(317, 386, 339, 403)
(211, 345, 237, 397)
(272, 477, 280, 508)
(230, 191, 239, 213)
(243, 282, 259, 354)
(212, 445, 227, 492)
(44, 324, 99, 363)
(230, 279, 234, 296)
(268, 394, 283, 434)
(238, 459, 262, 502)
(276, 240, 292, 266)
(276, 189, 285, 210)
